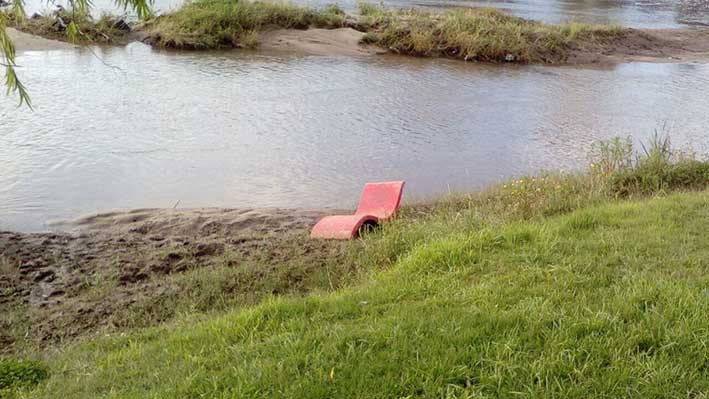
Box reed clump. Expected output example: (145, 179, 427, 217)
(148, 0, 347, 49)
(357, 3, 625, 62)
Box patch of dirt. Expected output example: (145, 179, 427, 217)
(0, 208, 349, 354)
(259, 28, 386, 57)
(564, 28, 709, 65)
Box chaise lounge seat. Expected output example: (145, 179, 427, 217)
(310, 181, 405, 240)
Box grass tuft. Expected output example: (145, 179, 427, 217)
(609, 134, 709, 196)
(148, 0, 347, 49)
(0, 358, 47, 397)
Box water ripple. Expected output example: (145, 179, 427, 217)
(2, 46, 709, 231)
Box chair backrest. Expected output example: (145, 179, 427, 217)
(355, 181, 405, 220)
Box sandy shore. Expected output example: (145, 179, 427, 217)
(259, 28, 386, 56)
(7, 27, 74, 51)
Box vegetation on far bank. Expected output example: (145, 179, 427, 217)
(2, 135, 707, 397)
(144, 0, 631, 63)
(356, 3, 625, 62)
(148, 0, 347, 49)
(4, 10, 134, 44)
(3, 0, 676, 63)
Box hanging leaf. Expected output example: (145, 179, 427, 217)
(66, 20, 82, 44)
(4, 63, 31, 108)
(116, 0, 154, 19)
(11, 0, 26, 23)
(1, 13, 31, 108)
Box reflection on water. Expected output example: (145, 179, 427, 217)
(13, 0, 709, 28)
(1, 44, 709, 231)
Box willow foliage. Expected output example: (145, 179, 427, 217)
(1, 0, 152, 107)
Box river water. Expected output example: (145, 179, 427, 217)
(2, 2, 709, 232)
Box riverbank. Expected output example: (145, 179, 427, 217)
(7, 2, 709, 64)
(2, 136, 708, 357)
(1, 207, 353, 354)
(1, 136, 707, 397)
(24, 192, 709, 398)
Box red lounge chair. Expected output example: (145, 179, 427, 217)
(311, 181, 405, 240)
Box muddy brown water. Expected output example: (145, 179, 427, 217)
(2, 42, 709, 232)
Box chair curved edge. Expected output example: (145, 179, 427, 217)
(356, 180, 405, 220)
(310, 214, 379, 240)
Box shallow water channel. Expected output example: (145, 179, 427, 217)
(2, 39, 709, 232)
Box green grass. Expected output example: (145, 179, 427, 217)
(0, 358, 46, 398)
(11, 137, 709, 398)
(606, 135, 709, 196)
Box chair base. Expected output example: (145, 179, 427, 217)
(310, 215, 379, 240)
